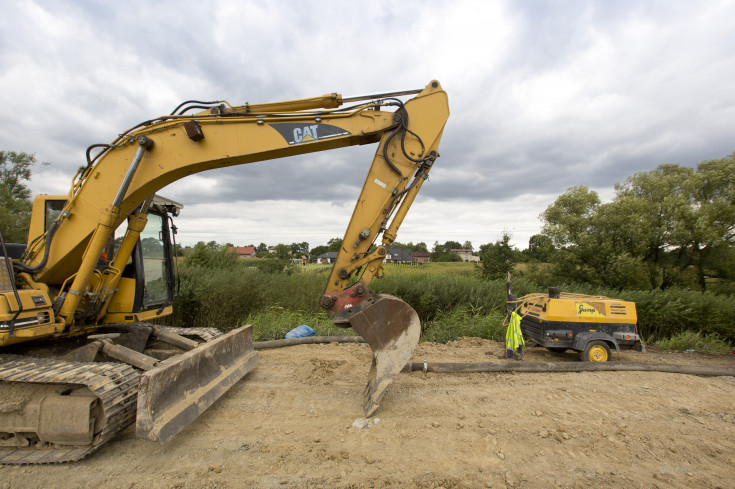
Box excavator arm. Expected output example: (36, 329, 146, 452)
(1, 81, 449, 452)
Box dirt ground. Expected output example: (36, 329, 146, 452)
(1, 339, 734, 489)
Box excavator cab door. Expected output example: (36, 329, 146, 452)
(104, 202, 178, 322)
(127, 209, 176, 314)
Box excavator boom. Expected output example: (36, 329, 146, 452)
(0, 81, 449, 462)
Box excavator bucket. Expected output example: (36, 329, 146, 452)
(135, 325, 259, 444)
(341, 294, 421, 416)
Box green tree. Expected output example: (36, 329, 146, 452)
(541, 186, 658, 288)
(443, 240, 463, 252)
(273, 243, 291, 259)
(327, 237, 343, 252)
(613, 164, 693, 288)
(541, 185, 600, 247)
(524, 234, 554, 262)
(673, 155, 735, 289)
(290, 241, 309, 256)
(477, 232, 518, 279)
(0, 151, 46, 242)
(414, 242, 429, 253)
(389, 241, 429, 252)
(183, 241, 239, 269)
(610, 158, 735, 290)
(430, 240, 464, 261)
(540, 186, 609, 284)
(538, 153, 735, 291)
(310, 245, 329, 257)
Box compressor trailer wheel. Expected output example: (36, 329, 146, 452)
(581, 341, 612, 362)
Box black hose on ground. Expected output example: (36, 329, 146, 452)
(253, 336, 365, 350)
(252, 336, 735, 378)
(402, 361, 735, 377)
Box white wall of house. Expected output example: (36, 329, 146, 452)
(451, 249, 480, 262)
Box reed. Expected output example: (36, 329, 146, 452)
(167, 261, 734, 345)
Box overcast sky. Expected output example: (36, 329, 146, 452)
(2, 0, 734, 250)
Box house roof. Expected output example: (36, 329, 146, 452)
(386, 248, 413, 261)
(317, 252, 339, 259)
(450, 249, 473, 253)
(230, 246, 256, 255)
(412, 251, 431, 257)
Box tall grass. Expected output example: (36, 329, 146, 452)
(370, 268, 539, 321)
(167, 262, 734, 346)
(655, 331, 731, 354)
(243, 307, 346, 341)
(422, 306, 506, 343)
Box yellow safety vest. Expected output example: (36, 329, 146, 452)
(506, 311, 525, 351)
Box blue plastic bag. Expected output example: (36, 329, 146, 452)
(284, 324, 317, 339)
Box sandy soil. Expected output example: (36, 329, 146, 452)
(1, 339, 734, 489)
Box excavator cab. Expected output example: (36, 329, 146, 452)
(104, 197, 179, 323)
(23, 195, 180, 325)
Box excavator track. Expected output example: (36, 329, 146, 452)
(0, 354, 140, 465)
(159, 326, 223, 342)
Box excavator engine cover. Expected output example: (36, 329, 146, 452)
(337, 294, 420, 416)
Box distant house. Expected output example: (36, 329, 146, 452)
(291, 256, 308, 266)
(229, 246, 257, 259)
(386, 248, 413, 263)
(412, 251, 431, 263)
(315, 252, 339, 264)
(450, 249, 480, 262)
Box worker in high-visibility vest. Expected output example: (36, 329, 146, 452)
(505, 310, 525, 359)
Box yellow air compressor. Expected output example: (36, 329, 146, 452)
(509, 281, 643, 362)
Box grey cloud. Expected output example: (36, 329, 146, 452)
(2, 0, 735, 249)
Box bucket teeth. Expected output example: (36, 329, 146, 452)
(363, 358, 394, 417)
(346, 294, 421, 417)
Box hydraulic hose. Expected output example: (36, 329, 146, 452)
(13, 218, 61, 274)
(0, 231, 23, 335)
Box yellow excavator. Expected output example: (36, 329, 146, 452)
(0, 81, 449, 463)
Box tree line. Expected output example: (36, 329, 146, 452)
(478, 152, 735, 294)
(4, 147, 734, 294)
(179, 239, 468, 261)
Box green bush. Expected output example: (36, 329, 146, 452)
(370, 272, 540, 322)
(166, 261, 733, 346)
(655, 331, 731, 354)
(422, 306, 506, 343)
(183, 242, 239, 269)
(244, 307, 349, 341)
(252, 258, 297, 275)
(617, 288, 735, 343)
